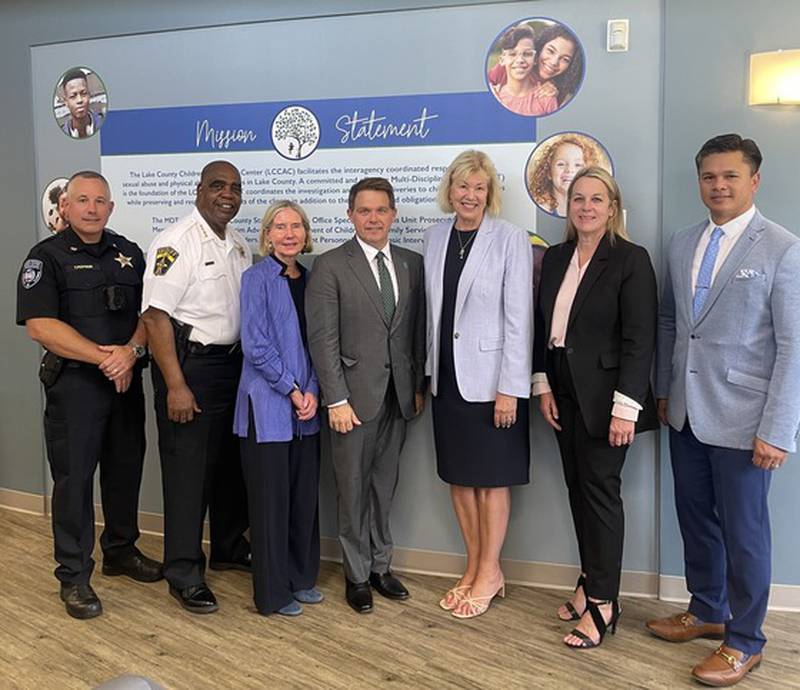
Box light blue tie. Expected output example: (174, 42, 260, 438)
(693, 226, 724, 320)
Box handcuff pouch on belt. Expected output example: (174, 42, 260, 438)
(39, 350, 64, 388)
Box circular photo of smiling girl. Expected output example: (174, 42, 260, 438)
(53, 66, 108, 139)
(486, 18, 585, 118)
(526, 132, 613, 217)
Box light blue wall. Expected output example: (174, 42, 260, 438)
(660, 0, 800, 585)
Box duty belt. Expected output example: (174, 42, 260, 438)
(186, 341, 241, 356)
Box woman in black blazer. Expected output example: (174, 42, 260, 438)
(533, 166, 658, 649)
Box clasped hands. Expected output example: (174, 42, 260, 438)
(290, 389, 319, 422)
(97, 344, 136, 393)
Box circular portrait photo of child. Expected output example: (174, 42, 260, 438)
(53, 67, 108, 139)
(526, 132, 613, 217)
(486, 18, 585, 118)
(41, 177, 70, 233)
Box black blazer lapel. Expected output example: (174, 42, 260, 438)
(344, 239, 390, 327)
(567, 235, 611, 332)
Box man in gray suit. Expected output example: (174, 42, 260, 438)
(649, 134, 800, 686)
(306, 177, 425, 613)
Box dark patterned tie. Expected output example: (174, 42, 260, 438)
(376, 251, 396, 321)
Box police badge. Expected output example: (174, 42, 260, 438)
(154, 246, 179, 275)
(21, 259, 43, 289)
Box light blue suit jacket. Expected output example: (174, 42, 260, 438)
(424, 215, 533, 402)
(656, 210, 800, 451)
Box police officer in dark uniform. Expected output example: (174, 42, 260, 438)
(16, 171, 162, 620)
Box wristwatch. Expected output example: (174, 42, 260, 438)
(129, 343, 147, 359)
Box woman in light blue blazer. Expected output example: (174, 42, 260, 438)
(424, 150, 533, 619)
(234, 201, 322, 617)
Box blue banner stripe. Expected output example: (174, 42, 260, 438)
(100, 91, 536, 156)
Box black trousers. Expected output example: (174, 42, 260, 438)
(240, 407, 320, 614)
(551, 348, 628, 600)
(152, 350, 249, 588)
(43, 365, 145, 584)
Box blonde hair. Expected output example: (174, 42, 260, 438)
(259, 201, 313, 256)
(563, 166, 628, 244)
(437, 150, 502, 216)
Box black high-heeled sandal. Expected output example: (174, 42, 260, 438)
(557, 574, 586, 622)
(564, 599, 621, 649)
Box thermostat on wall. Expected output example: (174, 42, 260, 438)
(607, 19, 629, 52)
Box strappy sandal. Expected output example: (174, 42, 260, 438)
(451, 581, 506, 619)
(557, 573, 586, 621)
(564, 599, 621, 649)
(439, 584, 471, 611)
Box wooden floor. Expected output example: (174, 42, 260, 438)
(0, 508, 797, 690)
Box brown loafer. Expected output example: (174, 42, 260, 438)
(645, 611, 725, 642)
(691, 645, 762, 687)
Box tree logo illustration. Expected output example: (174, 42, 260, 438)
(271, 105, 321, 161)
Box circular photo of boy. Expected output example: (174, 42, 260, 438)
(486, 18, 585, 118)
(526, 132, 613, 217)
(41, 177, 70, 233)
(53, 67, 108, 139)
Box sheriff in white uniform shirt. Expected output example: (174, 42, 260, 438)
(141, 160, 253, 615)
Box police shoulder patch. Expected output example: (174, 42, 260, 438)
(21, 259, 43, 289)
(154, 246, 179, 276)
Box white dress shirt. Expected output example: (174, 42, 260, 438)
(691, 205, 756, 295)
(532, 246, 642, 421)
(354, 235, 399, 304)
(142, 207, 252, 345)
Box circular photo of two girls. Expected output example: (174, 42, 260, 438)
(486, 17, 585, 118)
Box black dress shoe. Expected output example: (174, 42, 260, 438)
(102, 551, 163, 582)
(369, 571, 410, 600)
(209, 552, 252, 572)
(169, 583, 219, 614)
(345, 579, 373, 613)
(60, 582, 102, 619)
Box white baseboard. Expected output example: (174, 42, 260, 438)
(321, 536, 659, 597)
(0, 487, 47, 514)
(658, 574, 800, 612)
(3, 489, 798, 610)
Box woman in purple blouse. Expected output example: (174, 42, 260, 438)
(234, 201, 322, 616)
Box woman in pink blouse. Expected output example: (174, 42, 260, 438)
(533, 167, 658, 649)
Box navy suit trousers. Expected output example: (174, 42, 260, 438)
(669, 422, 772, 654)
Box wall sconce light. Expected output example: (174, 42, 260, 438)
(749, 49, 800, 105)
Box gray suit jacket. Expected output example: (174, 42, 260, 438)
(306, 237, 425, 422)
(424, 215, 533, 402)
(656, 210, 800, 451)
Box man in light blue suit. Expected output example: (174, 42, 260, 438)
(650, 134, 800, 686)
